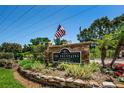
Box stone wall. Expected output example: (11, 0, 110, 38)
(18, 67, 100, 88)
(46, 42, 90, 64)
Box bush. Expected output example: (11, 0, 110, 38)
(31, 61, 45, 72)
(15, 53, 23, 60)
(58, 62, 69, 70)
(0, 52, 14, 59)
(0, 59, 7, 67)
(58, 62, 100, 79)
(22, 62, 33, 70)
(33, 53, 44, 62)
(112, 63, 124, 77)
(0, 59, 13, 69)
(19, 59, 45, 70)
(18, 59, 34, 70)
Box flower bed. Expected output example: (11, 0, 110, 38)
(17, 60, 105, 87)
(18, 67, 101, 88)
(18, 60, 101, 79)
(113, 63, 124, 82)
(18, 59, 121, 87)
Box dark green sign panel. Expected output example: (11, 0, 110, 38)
(53, 49, 80, 63)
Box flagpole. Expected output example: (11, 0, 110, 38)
(79, 26, 82, 42)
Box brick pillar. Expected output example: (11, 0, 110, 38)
(81, 47, 89, 64)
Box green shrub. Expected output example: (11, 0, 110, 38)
(0, 59, 14, 69)
(65, 64, 93, 79)
(0, 52, 14, 59)
(18, 59, 34, 70)
(58, 62, 69, 70)
(22, 62, 32, 70)
(15, 53, 23, 60)
(59, 62, 100, 79)
(88, 62, 100, 72)
(19, 59, 45, 70)
(31, 61, 45, 71)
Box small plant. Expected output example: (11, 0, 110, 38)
(18, 59, 34, 70)
(58, 62, 70, 70)
(113, 63, 124, 78)
(0, 52, 14, 59)
(31, 61, 45, 72)
(22, 62, 32, 70)
(58, 62, 100, 79)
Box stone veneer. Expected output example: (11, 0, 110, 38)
(18, 67, 101, 88)
(45, 42, 90, 64)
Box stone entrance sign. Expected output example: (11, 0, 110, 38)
(46, 42, 90, 64)
(53, 48, 81, 63)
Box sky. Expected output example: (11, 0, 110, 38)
(0, 5, 124, 45)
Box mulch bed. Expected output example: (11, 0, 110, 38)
(13, 63, 124, 88)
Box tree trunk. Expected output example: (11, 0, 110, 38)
(101, 47, 106, 67)
(110, 42, 122, 67)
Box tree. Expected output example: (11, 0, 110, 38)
(77, 14, 124, 67)
(60, 39, 68, 45)
(95, 22, 124, 67)
(1, 42, 22, 53)
(112, 14, 124, 31)
(54, 38, 61, 45)
(95, 34, 116, 67)
(77, 14, 124, 42)
(29, 37, 50, 61)
(31, 44, 45, 61)
(110, 23, 124, 67)
(0, 46, 2, 52)
(54, 38, 68, 45)
(0, 42, 22, 59)
(30, 37, 50, 45)
(22, 44, 32, 52)
(77, 28, 93, 42)
(78, 16, 112, 42)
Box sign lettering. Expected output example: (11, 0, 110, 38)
(53, 49, 80, 63)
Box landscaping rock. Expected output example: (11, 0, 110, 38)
(74, 79, 87, 87)
(116, 83, 124, 88)
(66, 77, 74, 82)
(58, 77, 65, 82)
(74, 79, 85, 85)
(102, 82, 116, 88)
(36, 75, 41, 79)
(18, 67, 104, 88)
(89, 80, 99, 87)
(60, 82, 66, 86)
(105, 76, 113, 82)
(53, 76, 65, 82)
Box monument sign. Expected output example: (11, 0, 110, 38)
(53, 48, 80, 63)
(46, 42, 90, 64)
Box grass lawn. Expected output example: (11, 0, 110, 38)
(0, 67, 25, 88)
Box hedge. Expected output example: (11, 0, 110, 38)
(0, 52, 14, 59)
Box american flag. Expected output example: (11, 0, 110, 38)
(55, 25, 66, 39)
